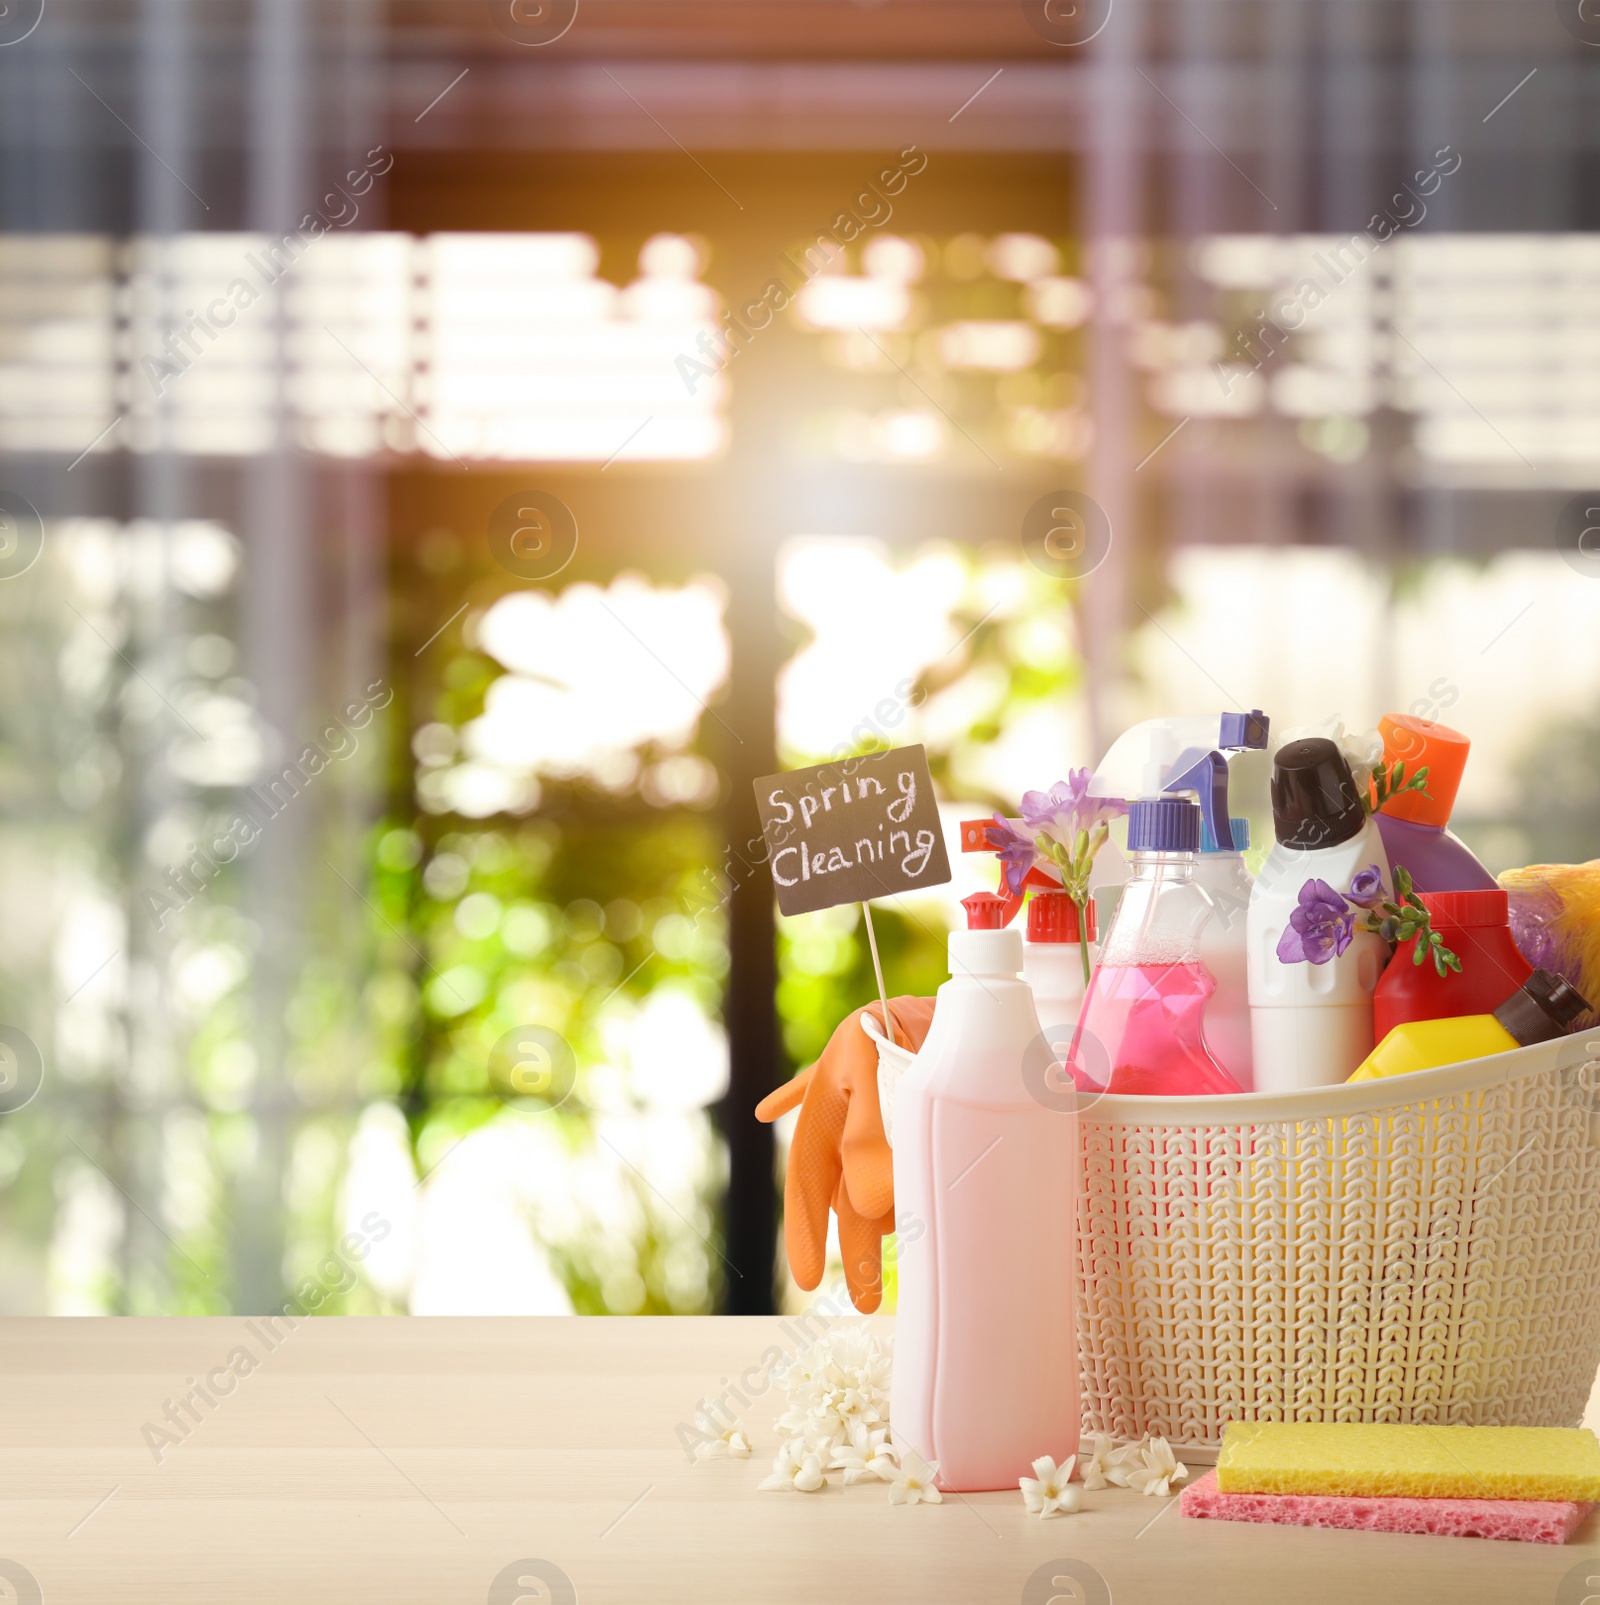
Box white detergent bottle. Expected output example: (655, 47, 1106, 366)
(1195, 814, 1256, 1091)
(1022, 886, 1098, 1035)
(891, 895, 1078, 1494)
(1248, 736, 1392, 1091)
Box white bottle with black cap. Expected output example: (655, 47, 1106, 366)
(1247, 736, 1393, 1092)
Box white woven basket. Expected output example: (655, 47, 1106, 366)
(1074, 1032, 1600, 1458)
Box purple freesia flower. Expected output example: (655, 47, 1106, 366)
(1276, 878, 1356, 965)
(1020, 768, 1128, 842)
(984, 813, 1037, 895)
(1347, 864, 1385, 909)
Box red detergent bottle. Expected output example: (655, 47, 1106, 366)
(1372, 887, 1533, 1040)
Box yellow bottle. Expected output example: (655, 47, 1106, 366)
(1350, 968, 1588, 1082)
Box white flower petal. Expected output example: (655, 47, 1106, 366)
(766, 1325, 898, 1494)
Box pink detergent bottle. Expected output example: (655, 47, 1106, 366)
(1067, 797, 1243, 1097)
(890, 894, 1079, 1493)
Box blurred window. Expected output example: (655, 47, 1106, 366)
(0, 232, 726, 464)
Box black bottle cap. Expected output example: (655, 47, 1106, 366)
(1493, 968, 1591, 1047)
(1270, 737, 1367, 850)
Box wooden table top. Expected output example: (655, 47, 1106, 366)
(0, 1316, 1594, 1604)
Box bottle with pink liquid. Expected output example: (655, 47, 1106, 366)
(890, 894, 1079, 1493)
(1067, 797, 1242, 1097)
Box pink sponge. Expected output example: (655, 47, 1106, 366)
(1180, 1468, 1593, 1545)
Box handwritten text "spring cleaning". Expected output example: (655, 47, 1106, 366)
(753, 744, 951, 917)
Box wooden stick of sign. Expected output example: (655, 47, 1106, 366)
(861, 900, 893, 1043)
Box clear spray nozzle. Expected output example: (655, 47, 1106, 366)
(1090, 710, 1269, 855)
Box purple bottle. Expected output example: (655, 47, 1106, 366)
(1373, 714, 1496, 893)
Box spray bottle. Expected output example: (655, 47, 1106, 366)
(958, 821, 1103, 1034)
(1067, 711, 1267, 1096)
(891, 892, 1079, 1491)
(1248, 736, 1392, 1091)
(1023, 889, 1098, 1037)
(1196, 815, 1257, 1090)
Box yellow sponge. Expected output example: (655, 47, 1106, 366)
(1216, 1423, 1600, 1502)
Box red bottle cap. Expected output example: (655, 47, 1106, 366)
(961, 891, 1009, 930)
(1421, 888, 1508, 930)
(1025, 889, 1095, 944)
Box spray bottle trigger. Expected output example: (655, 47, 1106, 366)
(1166, 750, 1235, 852)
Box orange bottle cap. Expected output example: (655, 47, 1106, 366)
(1378, 713, 1469, 826)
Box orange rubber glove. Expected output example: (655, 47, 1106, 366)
(755, 995, 936, 1314)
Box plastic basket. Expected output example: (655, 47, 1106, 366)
(1073, 1031, 1600, 1457)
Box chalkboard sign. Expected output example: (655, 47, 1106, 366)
(753, 744, 953, 917)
